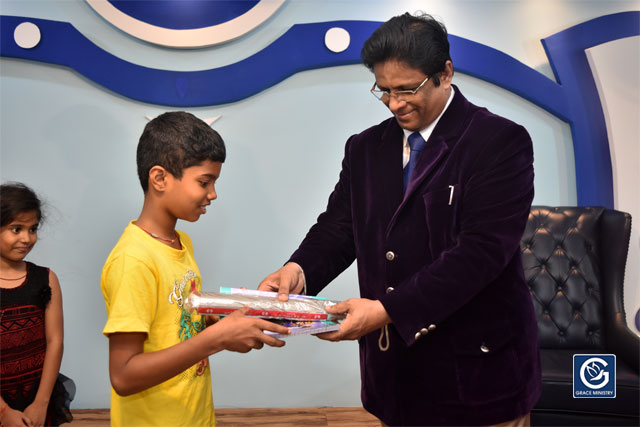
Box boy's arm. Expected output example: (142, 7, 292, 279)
(109, 307, 289, 396)
(24, 270, 64, 426)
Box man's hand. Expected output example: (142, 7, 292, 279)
(258, 262, 305, 301)
(316, 298, 391, 341)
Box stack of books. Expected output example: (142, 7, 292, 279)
(184, 286, 343, 338)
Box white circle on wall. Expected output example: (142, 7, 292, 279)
(14, 22, 41, 49)
(325, 27, 350, 53)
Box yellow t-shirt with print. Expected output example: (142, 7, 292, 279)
(101, 221, 215, 427)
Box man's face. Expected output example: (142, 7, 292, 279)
(373, 59, 452, 132)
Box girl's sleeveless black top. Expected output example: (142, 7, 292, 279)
(0, 262, 72, 425)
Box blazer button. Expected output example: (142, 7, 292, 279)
(480, 345, 490, 353)
(420, 328, 429, 335)
(386, 286, 394, 294)
(385, 251, 395, 261)
(414, 332, 421, 341)
(428, 324, 436, 331)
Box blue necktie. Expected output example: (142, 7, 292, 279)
(403, 132, 426, 193)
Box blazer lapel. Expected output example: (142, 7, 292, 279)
(385, 138, 448, 234)
(404, 85, 470, 199)
(375, 121, 405, 220)
(386, 85, 470, 232)
(403, 137, 449, 200)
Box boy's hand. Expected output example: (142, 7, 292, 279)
(258, 262, 305, 301)
(204, 315, 220, 327)
(212, 307, 289, 353)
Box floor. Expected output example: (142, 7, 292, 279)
(69, 407, 383, 426)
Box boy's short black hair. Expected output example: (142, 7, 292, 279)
(0, 182, 43, 227)
(136, 112, 226, 192)
(361, 12, 451, 86)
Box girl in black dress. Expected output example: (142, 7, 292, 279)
(0, 183, 72, 426)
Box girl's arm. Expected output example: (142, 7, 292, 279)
(0, 396, 32, 426)
(24, 270, 64, 427)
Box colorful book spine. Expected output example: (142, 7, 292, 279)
(194, 306, 331, 320)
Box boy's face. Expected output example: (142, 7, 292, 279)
(165, 160, 222, 222)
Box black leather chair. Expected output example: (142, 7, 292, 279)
(521, 206, 639, 426)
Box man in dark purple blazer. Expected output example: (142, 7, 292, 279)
(260, 12, 541, 426)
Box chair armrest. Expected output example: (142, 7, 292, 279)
(600, 209, 637, 371)
(600, 210, 631, 315)
(607, 313, 640, 372)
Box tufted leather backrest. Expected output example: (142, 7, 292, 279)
(521, 206, 605, 349)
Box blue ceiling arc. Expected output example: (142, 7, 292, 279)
(0, 16, 379, 106)
(1, 11, 639, 208)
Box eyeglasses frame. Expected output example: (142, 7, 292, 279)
(370, 74, 431, 101)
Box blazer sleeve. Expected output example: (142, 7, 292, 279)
(288, 137, 357, 295)
(380, 121, 535, 345)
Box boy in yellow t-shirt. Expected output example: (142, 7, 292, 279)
(101, 112, 289, 426)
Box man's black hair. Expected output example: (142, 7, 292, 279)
(137, 111, 226, 192)
(361, 12, 451, 86)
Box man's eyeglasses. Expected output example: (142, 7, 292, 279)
(370, 74, 431, 102)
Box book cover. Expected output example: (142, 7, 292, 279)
(265, 319, 341, 338)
